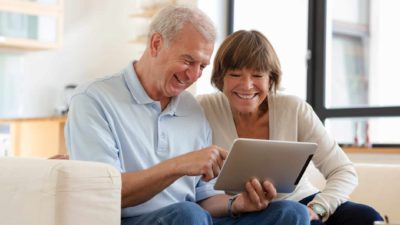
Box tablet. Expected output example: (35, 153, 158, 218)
(214, 138, 317, 194)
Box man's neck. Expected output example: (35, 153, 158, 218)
(133, 60, 171, 111)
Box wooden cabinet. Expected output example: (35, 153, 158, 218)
(0, 0, 63, 50)
(0, 116, 67, 157)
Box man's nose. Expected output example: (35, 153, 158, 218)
(187, 66, 201, 81)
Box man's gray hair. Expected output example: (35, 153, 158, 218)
(148, 5, 217, 45)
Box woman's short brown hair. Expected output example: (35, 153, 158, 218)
(211, 30, 282, 93)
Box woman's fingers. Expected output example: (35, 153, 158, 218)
(262, 180, 277, 200)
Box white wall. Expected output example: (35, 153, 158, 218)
(195, 0, 228, 95)
(0, 0, 144, 118)
(0, 0, 308, 118)
(0, 0, 225, 118)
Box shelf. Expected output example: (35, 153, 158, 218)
(343, 146, 400, 154)
(0, 0, 62, 15)
(0, 36, 60, 50)
(130, 8, 160, 18)
(129, 0, 179, 45)
(0, 0, 63, 50)
(0, 116, 67, 158)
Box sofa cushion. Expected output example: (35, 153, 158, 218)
(0, 158, 121, 225)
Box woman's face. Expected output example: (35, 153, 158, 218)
(223, 68, 270, 114)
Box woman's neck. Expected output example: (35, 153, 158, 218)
(232, 109, 269, 139)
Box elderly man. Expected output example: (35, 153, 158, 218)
(65, 5, 309, 225)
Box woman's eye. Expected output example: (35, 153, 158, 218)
(229, 74, 240, 77)
(252, 74, 267, 79)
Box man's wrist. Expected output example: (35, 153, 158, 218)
(227, 195, 240, 218)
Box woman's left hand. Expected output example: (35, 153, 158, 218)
(231, 178, 277, 214)
(307, 207, 320, 221)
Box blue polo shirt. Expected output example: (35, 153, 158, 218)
(65, 62, 221, 217)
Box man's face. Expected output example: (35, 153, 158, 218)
(151, 24, 214, 99)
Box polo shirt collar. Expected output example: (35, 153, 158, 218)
(123, 61, 186, 117)
(123, 61, 154, 105)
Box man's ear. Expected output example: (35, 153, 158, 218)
(149, 32, 163, 57)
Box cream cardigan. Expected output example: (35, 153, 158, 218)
(197, 92, 358, 220)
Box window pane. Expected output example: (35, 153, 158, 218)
(325, 0, 400, 108)
(325, 117, 400, 145)
(0, 11, 57, 42)
(233, 0, 309, 99)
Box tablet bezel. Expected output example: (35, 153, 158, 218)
(214, 138, 317, 194)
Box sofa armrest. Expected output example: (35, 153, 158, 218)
(308, 163, 400, 222)
(0, 157, 121, 225)
(350, 163, 400, 222)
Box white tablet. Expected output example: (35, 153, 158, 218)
(214, 138, 318, 194)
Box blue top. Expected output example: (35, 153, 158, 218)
(65, 62, 221, 217)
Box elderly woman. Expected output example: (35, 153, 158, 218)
(197, 30, 383, 225)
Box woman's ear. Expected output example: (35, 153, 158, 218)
(149, 32, 163, 57)
(269, 77, 274, 92)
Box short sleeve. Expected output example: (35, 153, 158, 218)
(65, 93, 123, 171)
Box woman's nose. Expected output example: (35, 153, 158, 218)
(241, 76, 254, 88)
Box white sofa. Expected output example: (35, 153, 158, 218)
(1, 157, 398, 224)
(0, 158, 121, 225)
(308, 162, 400, 222)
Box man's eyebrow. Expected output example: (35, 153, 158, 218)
(181, 54, 195, 61)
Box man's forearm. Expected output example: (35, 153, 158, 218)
(199, 194, 230, 217)
(121, 158, 182, 208)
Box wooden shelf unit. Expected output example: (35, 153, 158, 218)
(0, 0, 64, 50)
(0, 116, 67, 158)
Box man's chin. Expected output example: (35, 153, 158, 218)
(168, 88, 185, 97)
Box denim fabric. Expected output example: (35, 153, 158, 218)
(122, 200, 309, 225)
(212, 200, 310, 225)
(121, 202, 213, 225)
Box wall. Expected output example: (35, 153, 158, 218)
(0, 0, 144, 118)
(0, 0, 224, 119)
(0, 0, 309, 117)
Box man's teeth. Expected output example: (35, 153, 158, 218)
(175, 75, 184, 84)
(237, 93, 255, 99)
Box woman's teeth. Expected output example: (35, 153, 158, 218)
(236, 93, 255, 99)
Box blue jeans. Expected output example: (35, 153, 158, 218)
(122, 200, 309, 225)
(121, 202, 212, 225)
(300, 194, 384, 225)
(212, 200, 309, 225)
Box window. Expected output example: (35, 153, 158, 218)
(228, 0, 309, 99)
(308, 0, 400, 147)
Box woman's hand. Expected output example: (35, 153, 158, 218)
(231, 178, 277, 214)
(308, 207, 320, 221)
